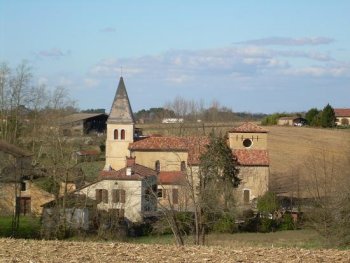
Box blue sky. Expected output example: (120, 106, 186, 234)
(1, 1, 349, 113)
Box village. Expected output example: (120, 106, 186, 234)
(1, 75, 350, 247)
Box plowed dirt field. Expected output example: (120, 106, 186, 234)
(1, 238, 349, 263)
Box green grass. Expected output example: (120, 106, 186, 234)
(0, 216, 41, 239)
(127, 230, 324, 249)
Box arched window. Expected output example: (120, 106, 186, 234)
(114, 129, 118, 140)
(155, 160, 160, 173)
(121, 129, 125, 140)
(180, 161, 186, 172)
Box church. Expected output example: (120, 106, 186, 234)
(78, 77, 269, 222)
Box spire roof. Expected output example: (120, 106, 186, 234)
(108, 77, 135, 124)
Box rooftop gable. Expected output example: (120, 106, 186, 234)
(233, 149, 269, 166)
(229, 122, 268, 133)
(108, 77, 135, 124)
(99, 163, 157, 180)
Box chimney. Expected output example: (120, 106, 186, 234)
(126, 156, 136, 167)
(126, 156, 135, 176)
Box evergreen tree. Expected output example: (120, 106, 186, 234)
(305, 108, 319, 126)
(321, 104, 336, 128)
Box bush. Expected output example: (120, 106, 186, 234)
(279, 214, 295, 230)
(213, 214, 236, 233)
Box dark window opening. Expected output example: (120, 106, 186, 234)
(121, 129, 125, 140)
(17, 197, 31, 216)
(180, 161, 186, 171)
(243, 138, 252, 148)
(172, 189, 179, 205)
(114, 129, 118, 140)
(243, 189, 250, 204)
(155, 160, 160, 173)
(112, 189, 126, 203)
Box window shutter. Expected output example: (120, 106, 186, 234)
(96, 189, 102, 203)
(102, 189, 108, 203)
(120, 189, 126, 203)
(172, 189, 179, 205)
(112, 189, 117, 203)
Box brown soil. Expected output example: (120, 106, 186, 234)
(1, 238, 350, 263)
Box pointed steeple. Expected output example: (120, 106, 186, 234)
(108, 77, 135, 124)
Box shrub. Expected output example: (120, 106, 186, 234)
(213, 214, 236, 233)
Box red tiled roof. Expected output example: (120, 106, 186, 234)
(129, 137, 188, 151)
(233, 149, 269, 166)
(334, 108, 350, 117)
(129, 136, 209, 165)
(229, 122, 268, 133)
(99, 164, 157, 180)
(159, 171, 186, 185)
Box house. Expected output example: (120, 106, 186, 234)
(103, 77, 269, 210)
(75, 157, 158, 223)
(59, 113, 108, 136)
(0, 140, 54, 216)
(277, 116, 307, 126)
(334, 108, 350, 126)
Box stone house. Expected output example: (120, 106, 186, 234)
(102, 77, 270, 211)
(76, 157, 158, 223)
(334, 108, 350, 126)
(0, 140, 54, 216)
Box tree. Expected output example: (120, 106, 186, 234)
(305, 108, 319, 126)
(257, 191, 280, 214)
(194, 133, 240, 244)
(320, 104, 336, 128)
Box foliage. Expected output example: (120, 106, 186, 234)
(257, 191, 280, 214)
(212, 214, 236, 233)
(320, 103, 336, 128)
(279, 214, 295, 230)
(81, 108, 105, 113)
(261, 113, 291, 126)
(305, 108, 320, 126)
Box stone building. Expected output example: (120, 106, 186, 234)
(102, 77, 269, 210)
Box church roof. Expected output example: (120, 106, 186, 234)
(229, 122, 268, 133)
(108, 77, 135, 124)
(233, 149, 269, 166)
(129, 136, 209, 165)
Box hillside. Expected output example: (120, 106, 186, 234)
(1, 238, 350, 262)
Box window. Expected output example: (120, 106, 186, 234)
(96, 189, 108, 203)
(114, 129, 118, 140)
(243, 138, 252, 148)
(155, 160, 160, 173)
(121, 129, 125, 140)
(17, 197, 31, 215)
(172, 189, 179, 205)
(157, 188, 167, 199)
(109, 208, 125, 219)
(112, 189, 126, 203)
(96, 189, 102, 203)
(243, 189, 250, 204)
(20, 181, 27, 191)
(180, 161, 186, 172)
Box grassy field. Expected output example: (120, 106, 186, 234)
(0, 216, 41, 238)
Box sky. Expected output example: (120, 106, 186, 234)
(1, 0, 349, 114)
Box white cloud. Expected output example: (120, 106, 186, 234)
(235, 36, 334, 46)
(36, 48, 70, 59)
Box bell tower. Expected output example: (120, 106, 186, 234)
(105, 77, 135, 170)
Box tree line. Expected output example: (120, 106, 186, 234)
(261, 103, 337, 128)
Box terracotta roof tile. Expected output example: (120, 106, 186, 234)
(233, 149, 269, 166)
(99, 164, 157, 180)
(229, 122, 268, 133)
(159, 171, 186, 185)
(129, 136, 188, 151)
(129, 136, 209, 165)
(334, 108, 350, 117)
